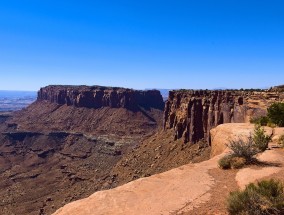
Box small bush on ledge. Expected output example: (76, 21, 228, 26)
(218, 137, 257, 170)
(228, 136, 259, 162)
(218, 125, 272, 170)
(253, 125, 271, 152)
(230, 157, 247, 169)
(250, 102, 284, 127)
(218, 155, 246, 170)
(250, 116, 269, 126)
(227, 179, 284, 215)
(268, 102, 284, 127)
(218, 155, 232, 169)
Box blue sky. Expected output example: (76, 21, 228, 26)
(0, 0, 283, 90)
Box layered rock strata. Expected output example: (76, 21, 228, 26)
(0, 84, 166, 215)
(164, 90, 284, 144)
(38, 85, 164, 110)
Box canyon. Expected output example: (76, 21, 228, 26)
(0, 85, 284, 214)
(0, 85, 164, 215)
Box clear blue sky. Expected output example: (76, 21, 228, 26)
(0, 0, 283, 91)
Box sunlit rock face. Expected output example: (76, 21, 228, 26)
(164, 89, 284, 144)
(38, 85, 164, 110)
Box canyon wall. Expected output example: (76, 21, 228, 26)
(164, 90, 284, 144)
(38, 85, 164, 110)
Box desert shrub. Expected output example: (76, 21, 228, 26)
(267, 102, 284, 127)
(267, 121, 277, 128)
(219, 127, 272, 170)
(253, 125, 271, 152)
(218, 155, 247, 170)
(250, 116, 269, 126)
(218, 155, 234, 169)
(278, 135, 284, 147)
(227, 179, 284, 215)
(230, 157, 246, 169)
(228, 136, 259, 162)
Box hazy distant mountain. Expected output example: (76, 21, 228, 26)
(0, 91, 37, 112)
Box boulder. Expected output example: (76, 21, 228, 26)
(210, 123, 274, 157)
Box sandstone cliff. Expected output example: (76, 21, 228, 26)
(38, 85, 164, 110)
(270, 84, 284, 92)
(164, 90, 284, 144)
(8, 85, 165, 139)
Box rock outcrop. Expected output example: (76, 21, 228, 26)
(209, 123, 275, 157)
(38, 85, 164, 110)
(164, 90, 284, 144)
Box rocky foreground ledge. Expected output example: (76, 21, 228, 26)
(38, 85, 164, 110)
(53, 123, 284, 215)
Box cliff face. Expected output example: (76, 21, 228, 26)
(38, 85, 164, 110)
(164, 90, 284, 144)
(270, 85, 284, 92)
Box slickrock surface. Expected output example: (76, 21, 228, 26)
(54, 155, 220, 215)
(236, 148, 284, 189)
(53, 123, 284, 215)
(164, 90, 284, 144)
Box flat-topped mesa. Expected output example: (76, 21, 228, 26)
(164, 89, 284, 144)
(37, 85, 164, 110)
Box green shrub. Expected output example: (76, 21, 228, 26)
(253, 125, 271, 152)
(219, 127, 272, 171)
(227, 179, 284, 215)
(267, 102, 284, 127)
(228, 137, 259, 162)
(267, 121, 277, 128)
(230, 157, 246, 169)
(218, 155, 247, 170)
(250, 116, 269, 126)
(278, 135, 284, 147)
(218, 155, 233, 169)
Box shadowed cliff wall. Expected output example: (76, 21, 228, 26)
(163, 90, 284, 144)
